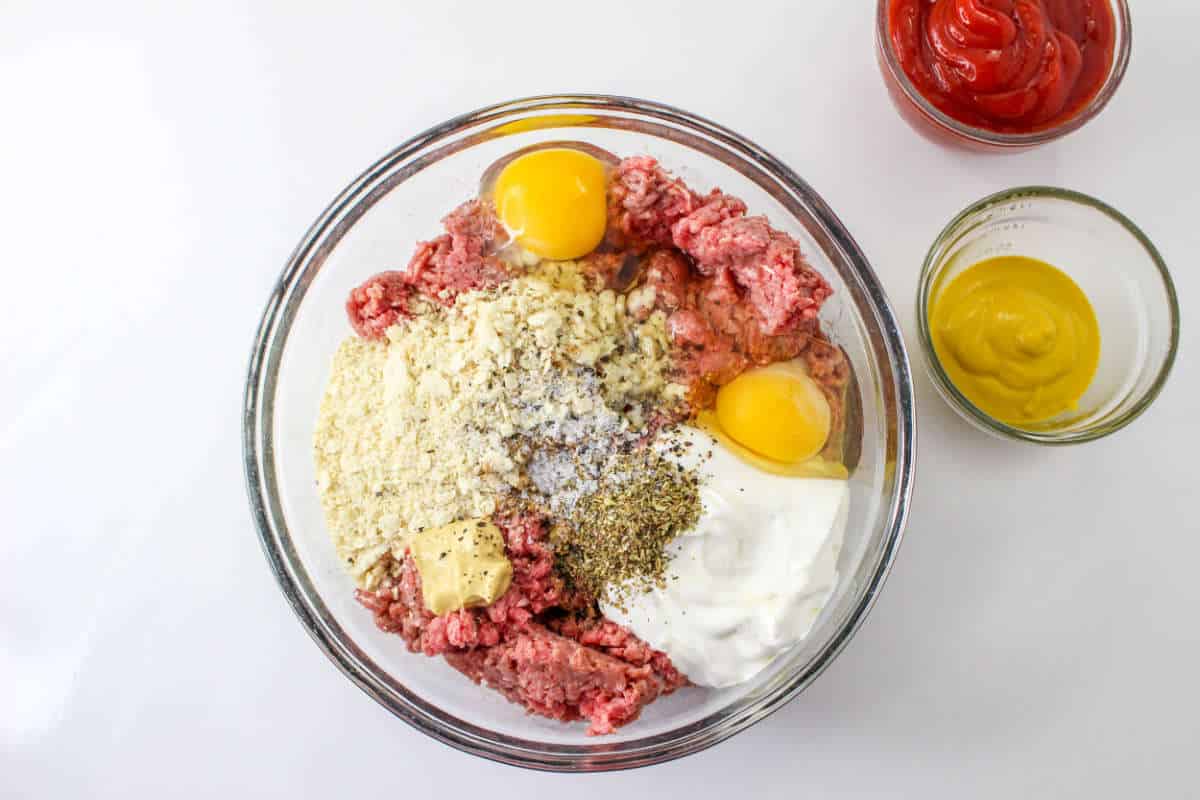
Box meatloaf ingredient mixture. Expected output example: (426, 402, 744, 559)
(607, 157, 842, 406)
(316, 262, 683, 589)
(320, 151, 846, 734)
(357, 512, 685, 734)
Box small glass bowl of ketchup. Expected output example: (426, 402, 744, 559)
(877, 0, 1132, 150)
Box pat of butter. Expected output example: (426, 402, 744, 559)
(410, 519, 513, 615)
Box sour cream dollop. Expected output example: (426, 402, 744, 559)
(601, 427, 849, 688)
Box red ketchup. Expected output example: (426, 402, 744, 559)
(887, 0, 1117, 134)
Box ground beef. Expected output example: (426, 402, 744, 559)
(803, 336, 851, 391)
(355, 511, 685, 735)
(548, 615, 687, 692)
(637, 249, 824, 405)
(674, 213, 832, 335)
(578, 250, 643, 291)
(345, 271, 415, 340)
(669, 191, 748, 257)
(407, 199, 510, 299)
(607, 156, 700, 250)
(607, 157, 837, 404)
(445, 622, 678, 735)
(346, 200, 511, 339)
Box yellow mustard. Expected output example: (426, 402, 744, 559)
(409, 518, 512, 615)
(930, 255, 1100, 424)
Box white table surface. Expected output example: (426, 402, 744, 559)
(3, 1, 1197, 797)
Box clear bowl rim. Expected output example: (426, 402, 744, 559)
(916, 185, 1180, 445)
(874, 0, 1133, 148)
(243, 94, 917, 772)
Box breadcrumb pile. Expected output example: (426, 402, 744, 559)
(314, 261, 685, 588)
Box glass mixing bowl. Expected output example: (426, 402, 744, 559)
(917, 186, 1179, 444)
(243, 95, 916, 771)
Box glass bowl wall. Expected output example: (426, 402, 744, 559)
(243, 95, 916, 771)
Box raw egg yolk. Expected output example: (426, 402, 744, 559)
(492, 148, 608, 261)
(713, 361, 832, 465)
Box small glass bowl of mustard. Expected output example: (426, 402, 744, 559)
(918, 187, 1179, 445)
